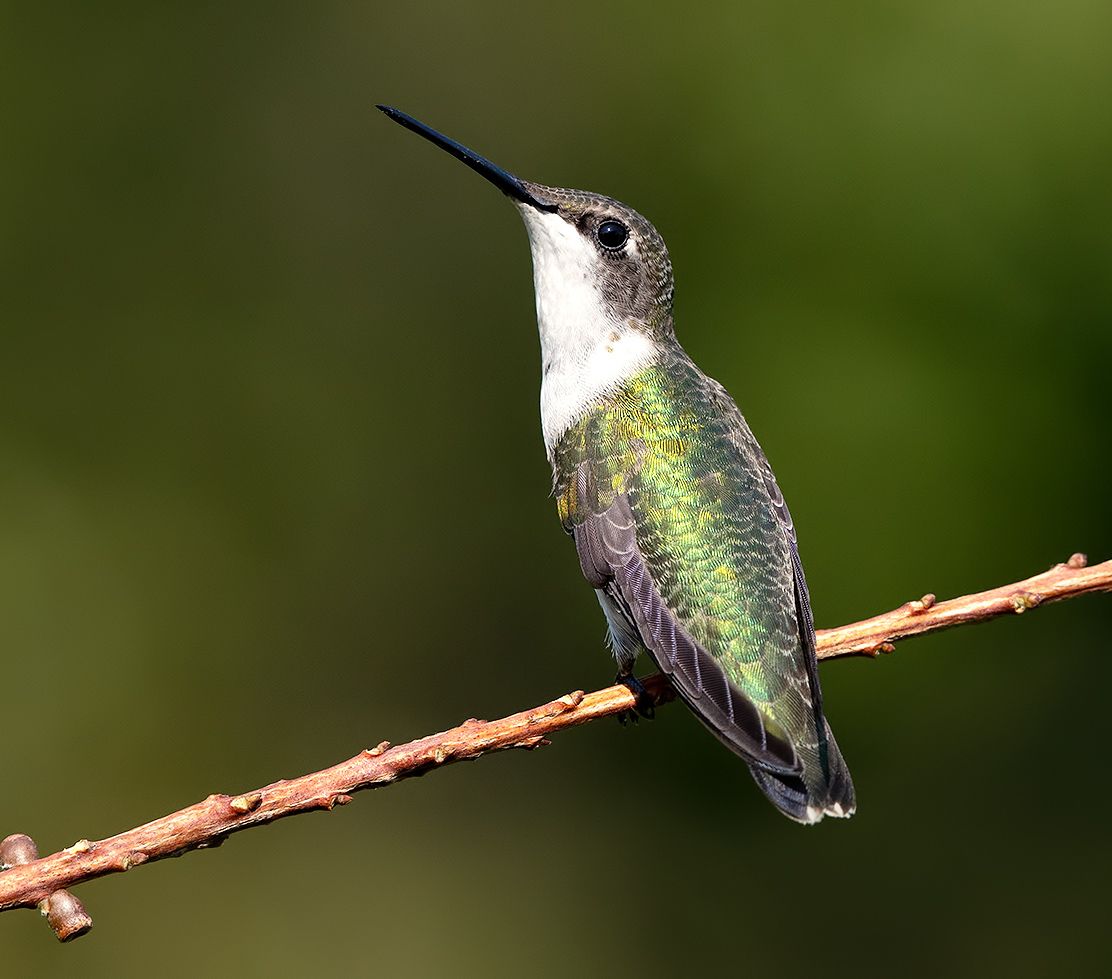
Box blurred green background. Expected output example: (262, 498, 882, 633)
(3, 1, 1110, 975)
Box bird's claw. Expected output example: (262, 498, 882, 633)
(615, 674, 656, 724)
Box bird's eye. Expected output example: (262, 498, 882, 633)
(596, 220, 629, 250)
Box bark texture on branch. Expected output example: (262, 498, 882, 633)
(1, 554, 1108, 941)
(0, 835, 92, 942)
(814, 551, 1104, 657)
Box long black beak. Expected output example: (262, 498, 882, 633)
(376, 105, 557, 213)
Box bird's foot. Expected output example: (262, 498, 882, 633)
(615, 673, 656, 725)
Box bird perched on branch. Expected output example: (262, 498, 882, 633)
(379, 106, 854, 823)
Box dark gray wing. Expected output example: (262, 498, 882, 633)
(757, 459, 855, 813)
(574, 490, 801, 776)
(758, 459, 829, 767)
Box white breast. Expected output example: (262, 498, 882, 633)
(517, 207, 656, 452)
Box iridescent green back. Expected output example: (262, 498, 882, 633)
(553, 343, 826, 785)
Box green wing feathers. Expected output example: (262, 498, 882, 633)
(553, 346, 854, 823)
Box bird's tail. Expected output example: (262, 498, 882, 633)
(749, 720, 855, 825)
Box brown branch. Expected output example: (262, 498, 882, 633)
(815, 551, 1108, 658)
(0, 836, 91, 942)
(2, 554, 1108, 941)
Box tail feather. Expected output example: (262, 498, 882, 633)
(749, 720, 855, 825)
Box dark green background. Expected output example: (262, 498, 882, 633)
(3, 2, 1110, 975)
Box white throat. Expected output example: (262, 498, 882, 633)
(518, 207, 656, 452)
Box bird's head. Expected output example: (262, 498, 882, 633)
(377, 106, 675, 340)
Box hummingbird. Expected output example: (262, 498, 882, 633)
(377, 106, 855, 824)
